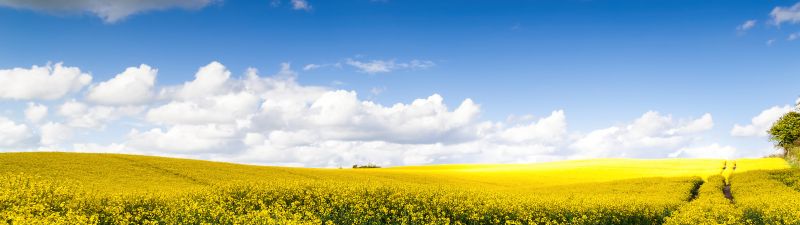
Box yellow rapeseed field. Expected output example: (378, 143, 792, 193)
(0, 152, 795, 224)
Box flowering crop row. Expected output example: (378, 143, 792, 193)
(1, 174, 699, 225)
(732, 169, 800, 225)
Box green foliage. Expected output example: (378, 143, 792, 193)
(768, 169, 800, 192)
(352, 163, 381, 168)
(768, 111, 800, 157)
(788, 146, 800, 167)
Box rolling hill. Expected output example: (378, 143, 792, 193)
(0, 152, 788, 194)
(0, 152, 797, 224)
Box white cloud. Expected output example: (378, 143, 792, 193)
(247, 88, 483, 145)
(58, 99, 144, 129)
(127, 124, 238, 153)
(767, 39, 777, 46)
(233, 114, 565, 167)
(301, 92, 480, 144)
(24, 102, 48, 123)
(163, 61, 231, 100)
(731, 105, 795, 137)
(0, 117, 32, 148)
(146, 92, 260, 125)
(570, 111, 713, 159)
(670, 143, 737, 159)
(345, 58, 435, 74)
(0, 0, 219, 23)
(495, 110, 567, 144)
(737, 20, 757, 32)
(290, 0, 311, 11)
(87, 64, 157, 105)
(86, 64, 158, 105)
(668, 113, 714, 135)
(0, 63, 91, 100)
(146, 63, 270, 125)
(69, 143, 129, 153)
(771, 2, 800, 25)
(39, 122, 72, 146)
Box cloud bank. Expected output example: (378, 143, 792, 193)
(0, 61, 785, 167)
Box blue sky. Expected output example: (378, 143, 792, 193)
(0, 0, 798, 167)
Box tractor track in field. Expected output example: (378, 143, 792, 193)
(722, 160, 736, 203)
(722, 184, 733, 201)
(686, 179, 703, 202)
(108, 155, 211, 186)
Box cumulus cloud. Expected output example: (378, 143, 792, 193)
(345, 59, 435, 74)
(0, 0, 219, 23)
(39, 122, 72, 146)
(771, 2, 800, 25)
(58, 99, 144, 129)
(570, 111, 714, 159)
(147, 92, 260, 125)
(0, 63, 91, 100)
(0, 117, 32, 148)
(495, 110, 567, 144)
(24, 102, 48, 123)
(250, 91, 483, 145)
(147, 62, 260, 125)
(163, 61, 231, 100)
(668, 113, 714, 135)
(731, 105, 795, 137)
(127, 124, 238, 153)
(87, 64, 157, 105)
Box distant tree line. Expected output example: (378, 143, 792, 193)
(352, 163, 381, 169)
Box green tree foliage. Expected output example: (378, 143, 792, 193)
(768, 111, 800, 157)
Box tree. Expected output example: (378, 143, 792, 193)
(768, 111, 800, 157)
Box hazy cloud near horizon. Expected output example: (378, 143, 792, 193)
(0, 61, 792, 167)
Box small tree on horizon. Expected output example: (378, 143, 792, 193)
(768, 110, 800, 159)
